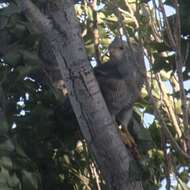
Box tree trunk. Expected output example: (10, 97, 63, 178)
(21, 0, 143, 189)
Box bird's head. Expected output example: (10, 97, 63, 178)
(108, 37, 127, 62)
(108, 37, 141, 63)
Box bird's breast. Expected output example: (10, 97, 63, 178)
(98, 78, 134, 115)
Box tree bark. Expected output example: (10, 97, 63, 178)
(21, 0, 143, 189)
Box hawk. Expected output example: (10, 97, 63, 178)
(40, 36, 146, 149)
(94, 37, 146, 132)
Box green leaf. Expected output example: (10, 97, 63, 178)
(0, 139, 15, 153)
(0, 1, 21, 17)
(22, 170, 39, 190)
(0, 166, 21, 189)
(3, 50, 21, 66)
(0, 156, 12, 169)
(177, 177, 190, 190)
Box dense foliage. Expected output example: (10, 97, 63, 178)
(0, 0, 190, 189)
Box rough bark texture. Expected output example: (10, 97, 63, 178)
(21, 0, 143, 189)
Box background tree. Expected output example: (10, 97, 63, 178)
(0, 0, 190, 190)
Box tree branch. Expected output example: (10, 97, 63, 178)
(21, 0, 142, 189)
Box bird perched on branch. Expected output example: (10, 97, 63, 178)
(94, 37, 146, 148)
(39, 36, 146, 151)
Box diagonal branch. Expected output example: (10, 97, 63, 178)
(21, 0, 143, 189)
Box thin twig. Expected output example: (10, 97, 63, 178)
(158, 0, 176, 49)
(89, 0, 101, 65)
(124, 0, 139, 28)
(160, 0, 188, 129)
(156, 74, 182, 138)
(145, 77, 190, 160)
(89, 162, 101, 190)
(161, 132, 171, 190)
(183, 41, 190, 65)
(173, 0, 189, 131)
